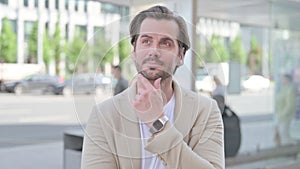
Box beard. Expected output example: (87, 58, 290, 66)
(140, 68, 171, 81)
(135, 57, 173, 81)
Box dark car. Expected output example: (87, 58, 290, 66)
(3, 74, 64, 95)
(58, 73, 111, 96)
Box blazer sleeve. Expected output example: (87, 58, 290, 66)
(144, 99, 224, 169)
(81, 107, 119, 169)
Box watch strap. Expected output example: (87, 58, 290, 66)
(149, 115, 169, 134)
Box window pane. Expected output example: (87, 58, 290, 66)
(24, 0, 28, 7)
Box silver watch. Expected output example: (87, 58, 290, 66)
(149, 115, 169, 134)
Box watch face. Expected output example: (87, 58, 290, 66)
(153, 120, 163, 130)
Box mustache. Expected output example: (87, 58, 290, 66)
(142, 57, 164, 65)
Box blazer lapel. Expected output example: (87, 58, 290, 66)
(114, 83, 142, 168)
(113, 81, 197, 168)
(173, 82, 196, 137)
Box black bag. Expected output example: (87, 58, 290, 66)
(222, 105, 241, 157)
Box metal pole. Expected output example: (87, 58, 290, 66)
(191, 0, 198, 91)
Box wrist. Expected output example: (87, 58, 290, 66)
(145, 113, 165, 127)
(149, 115, 169, 135)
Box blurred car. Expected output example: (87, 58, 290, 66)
(58, 73, 112, 96)
(195, 68, 215, 92)
(242, 75, 270, 91)
(196, 75, 215, 92)
(3, 74, 64, 95)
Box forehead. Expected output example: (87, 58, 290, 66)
(139, 18, 179, 40)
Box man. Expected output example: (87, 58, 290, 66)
(112, 65, 129, 95)
(211, 76, 226, 113)
(274, 74, 296, 146)
(82, 5, 224, 169)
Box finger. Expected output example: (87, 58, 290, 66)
(130, 97, 142, 110)
(136, 74, 142, 89)
(137, 74, 148, 92)
(139, 73, 155, 90)
(130, 97, 150, 113)
(129, 98, 137, 109)
(153, 78, 161, 90)
(136, 76, 147, 97)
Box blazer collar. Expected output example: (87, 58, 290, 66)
(113, 83, 142, 167)
(114, 80, 195, 166)
(172, 81, 195, 137)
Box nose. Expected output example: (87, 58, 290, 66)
(147, 44, 160, 58)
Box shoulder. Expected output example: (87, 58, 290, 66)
(178, 86, 219, 117)
(120, 77, 128, 82)
(92, 91, 128, 121)
(180, 87, 215, 105)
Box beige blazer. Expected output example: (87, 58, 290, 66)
(81, 81, 224, 169)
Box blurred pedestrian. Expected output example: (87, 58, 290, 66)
(211, 76, 240, 157)
(211, 76, 226, 113)
(274, 74, 297, 146)
(211, 76, 226, 97)
(112, 65, 128, 95)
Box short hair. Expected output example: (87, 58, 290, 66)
(129, 5, 190, 55)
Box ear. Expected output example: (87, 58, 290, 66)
(176, 49, 185, 66)
(177, 58, 183, 66)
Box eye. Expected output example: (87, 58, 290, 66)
(140, 38, 151, 45)
(160, 40, 173, 48)
(142, 39, 150, 44)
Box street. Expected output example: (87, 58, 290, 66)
(0, 92, 112, 148)
(1, 89, 298, 169)
(0, 89, 273, 148)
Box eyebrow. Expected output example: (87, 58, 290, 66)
(139, 34, 175, 42)
(140, 34, 153, 39)
(160, 37, 175, 42)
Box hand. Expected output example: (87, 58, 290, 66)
(131, 74, 164, 127)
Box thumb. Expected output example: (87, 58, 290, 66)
(154, 78, 161, 89)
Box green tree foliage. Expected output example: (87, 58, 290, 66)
(43, 29, 53, 72)
(0, 17, 17, 63)
(204, 35, 229, 63)
(195, 37, 203, 68)
(53, 22, 64, 75)
(247, 36, 262, 75)
(66, 30, 87, 73)
(93, 31, 114, 68)
(28, 21, 38, 63)
(42, 22, 66, 75)
(229, 35, 245, 64)
(118, 38, 130, 64)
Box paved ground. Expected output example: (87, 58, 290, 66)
(2, 114, 297, 169)
(0, 142, 63, 169)
(0, 88, 299, 169)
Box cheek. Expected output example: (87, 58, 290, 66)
(132, 51, 140, 61)
(133, 50, 147, 61)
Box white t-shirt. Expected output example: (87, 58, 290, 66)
(139, 94, 175, 169)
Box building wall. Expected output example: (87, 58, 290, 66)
(0, 0, 125, 73)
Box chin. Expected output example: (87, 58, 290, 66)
(141, 71, 160, 80)
(141, 70, 171, 81)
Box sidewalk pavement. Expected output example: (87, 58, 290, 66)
(0, 114, 299, 169)
(0, 142, 63, 169)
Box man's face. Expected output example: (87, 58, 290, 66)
(132, 18, 184, 81)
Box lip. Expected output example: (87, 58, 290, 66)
(144, 61, 160, 66)
(145, 64, 160, 70)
